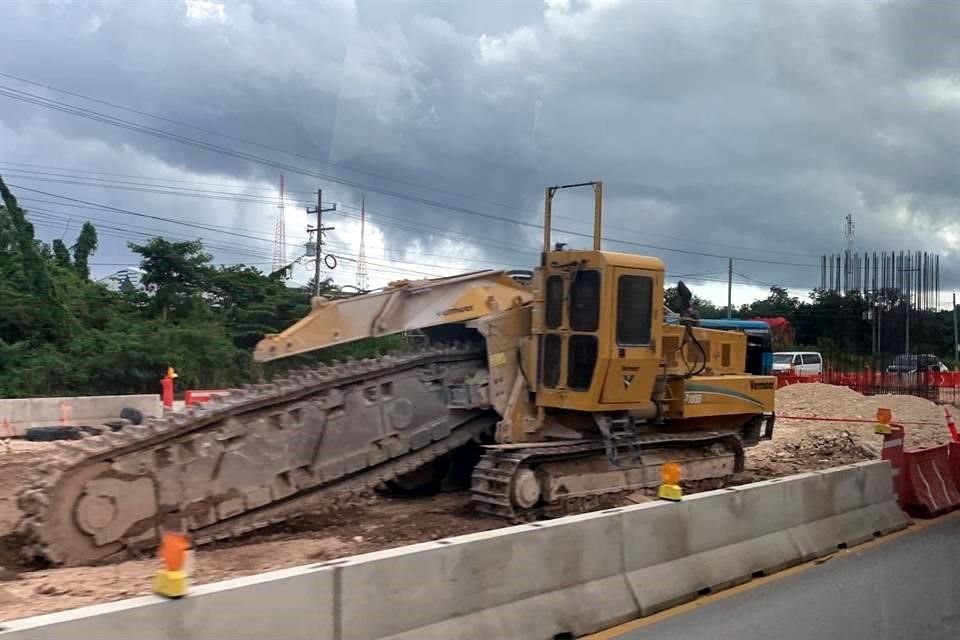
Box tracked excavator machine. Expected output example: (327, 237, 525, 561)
(16, 181, 774, 565)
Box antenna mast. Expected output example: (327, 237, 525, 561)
(356, 195, 369, 292)
(272, 174, 287, 275)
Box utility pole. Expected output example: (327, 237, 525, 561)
(905, 298, 910, 354)
(898, 256, 917, 355)
(953, 292, 958, 365)
(727, 257, 733, 318)
(306, 189, 336, 296)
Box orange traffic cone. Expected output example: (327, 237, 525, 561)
(945, 407, 959, 443)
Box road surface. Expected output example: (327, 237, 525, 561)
(591, 512, 960, 640)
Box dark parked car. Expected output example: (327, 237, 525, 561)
(886, 353, 948, 374)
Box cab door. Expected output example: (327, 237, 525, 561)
(600, 268, 661, 404)
(537, 268, 603, 405)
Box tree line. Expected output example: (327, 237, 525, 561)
(669, 283, 957, 363)
(0, 177, 401, 398)
(3, 172, 953, 399)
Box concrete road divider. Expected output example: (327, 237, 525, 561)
(622, 461, 907, 617)
(0, 565, 336, 640)
(0, 395, 161, 437)
(0, 461, 908, 640)
(335, 510, 637, 640)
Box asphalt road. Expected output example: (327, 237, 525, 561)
(598, 513, 960, 640)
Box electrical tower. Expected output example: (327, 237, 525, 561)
(356, 195, 369, 292)
(271, 174, 287, 275)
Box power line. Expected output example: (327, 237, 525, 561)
(10, 172, 546, 258)
(24, 200, 535, 272)
(27, 212, 816, 294)
(25, 203, 526, 280)
(10, 183, 292, 245)
(16, 173, 814, 277)
(0, 71, 544, 213)
(0, 162, 823, 260)
(0, 73, 823, 260)
(0, 84, 820, 267)
(26, 209, 276, 259)
(20, 197, 287, 241)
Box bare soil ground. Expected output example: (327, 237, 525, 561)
(0, 383, 951, 622)
(745, 383, 951, 480)
(0, 492, 503, 621)
(0, 441, 58, 533)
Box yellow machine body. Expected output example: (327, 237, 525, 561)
(526, 248, 774, 417)
(248, 179, 776, 521)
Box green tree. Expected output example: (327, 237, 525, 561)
(72, 222, 98, 279)
(129, 238, 212, 320)
(52, 239, 73, 269)
(208, 265, 313, 349)
(740, 286, 800, 319)
(0, 175, 68, 342)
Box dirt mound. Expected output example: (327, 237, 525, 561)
(747, 383, 952, 480)
(0, 441, 59, 533)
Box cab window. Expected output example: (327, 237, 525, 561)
(617, 275, 653, 345)
(545, 275, 563, 329)
(569, 270, 601, 332)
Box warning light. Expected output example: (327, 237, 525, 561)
(662, 462, 681, 485)
(658, 462, 683, 502)
(153, 532, 191, 598)
(162, 532, 188, 571)
(875, 407, 892, 434)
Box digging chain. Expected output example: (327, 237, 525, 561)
(15, 343, 489, 565)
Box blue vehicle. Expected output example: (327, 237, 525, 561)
(697, 319, 774, 375)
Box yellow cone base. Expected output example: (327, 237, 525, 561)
(874, 423, 892, 435)
(154, 569, 188, 598)
(658, 483, 683, 501)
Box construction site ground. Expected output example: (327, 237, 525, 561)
(0, 383, 951, 622)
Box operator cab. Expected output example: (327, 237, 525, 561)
(534, 249, 664, 412)
(531, 182, 664, 414)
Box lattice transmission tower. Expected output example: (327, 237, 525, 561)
(271, 174, 287, 275)
(356, 195, 369, 292)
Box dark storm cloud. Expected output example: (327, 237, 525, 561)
(2, 0, 960, 299)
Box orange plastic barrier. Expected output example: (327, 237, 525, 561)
(946, 407, 959, 443)
(184, 390, 229, 407)
(775, 374, 820, 388)
(901, 445, 960, 517)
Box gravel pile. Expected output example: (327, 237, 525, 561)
(746, 382, 952, 479)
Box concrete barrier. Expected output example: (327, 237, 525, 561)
(335, 510, 637, 640)
(0, 461, 908, 640)
(0, 565, 336, 640)
(0, 395, 161, 436)
(621, 461, 908, 616)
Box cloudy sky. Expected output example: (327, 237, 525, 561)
(2, 0, 959, 306)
